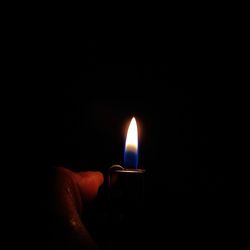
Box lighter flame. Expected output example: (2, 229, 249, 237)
(125, 117, 138, 153)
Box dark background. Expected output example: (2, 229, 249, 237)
(16, 32, 248, 249)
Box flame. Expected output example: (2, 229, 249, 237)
(124, 117, 138, 168)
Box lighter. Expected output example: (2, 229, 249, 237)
(107, 117, 146, 225)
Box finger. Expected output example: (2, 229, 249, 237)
(54, 167, 100, 249)
(75, 171, 104, 202)
(77, 171, 104, 187)
(55, 166, 83, 214)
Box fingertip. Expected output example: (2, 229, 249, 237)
(77, 171, 104, 187)
(76, 171, 104, 202)
(95, 171, 104, 186)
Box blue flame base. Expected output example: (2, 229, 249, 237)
(124, 151, 138, 168)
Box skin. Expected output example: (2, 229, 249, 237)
(54, 166, 104, 250)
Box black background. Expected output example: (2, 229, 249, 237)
(13, 28, 248, 249)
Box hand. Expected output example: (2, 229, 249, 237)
(53, 166, 104, 250)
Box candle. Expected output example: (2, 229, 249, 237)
(107, 117, 145, 222)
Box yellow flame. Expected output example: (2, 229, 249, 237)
(125, 117, 138, 153)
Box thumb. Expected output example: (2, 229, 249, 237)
(75, 171, 104, 203)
